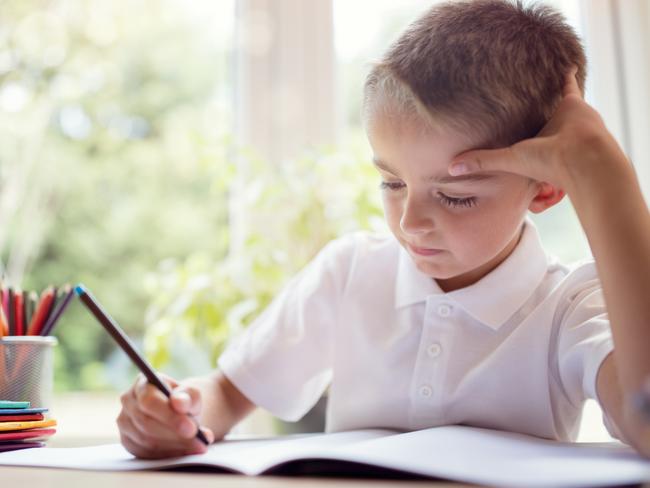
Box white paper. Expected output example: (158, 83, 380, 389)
(0, 425, 649, 488)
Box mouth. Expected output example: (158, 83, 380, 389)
(407, 244, 444, 256)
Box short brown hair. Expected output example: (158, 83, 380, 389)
(363, 0, 586, 147)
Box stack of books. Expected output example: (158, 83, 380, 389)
(0, 400, 56, 452)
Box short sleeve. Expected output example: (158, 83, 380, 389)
(557, 277, 614, 408)
(217, 234, 357, 422)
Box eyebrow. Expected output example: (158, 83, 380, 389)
(372, 158, 496, 184)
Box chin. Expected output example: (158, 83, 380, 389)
(413, 259, 461, 279)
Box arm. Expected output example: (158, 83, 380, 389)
(566, 131, 650, 454)
(117, 369, 255, 459)
(449, 69, 650, 455)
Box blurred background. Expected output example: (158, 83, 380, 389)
(0, 0, 648, 442)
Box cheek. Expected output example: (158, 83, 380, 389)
(446, 199, 528, 257)
(381, 194, 402, 226)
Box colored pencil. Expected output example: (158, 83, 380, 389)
(7, 288, 15, 336)
(42, 286, 58, 327)
(26, 291, 37, 329)
(0, 290, 7, 337)
(14, 290, 24, 336)
(75, 284, 209, 446)
(27, 287, 55, 336)
(22, 290, 28, 334)
(1, 287, 7, 323)
(40, 285, 75, 336)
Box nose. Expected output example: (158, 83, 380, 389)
(400, 193, 434, 235)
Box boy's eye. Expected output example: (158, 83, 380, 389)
(437, 192, 477, 209)
(379, 182, 478, 209)
(379, 181, 405, 191)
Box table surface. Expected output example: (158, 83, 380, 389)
(1, 466, 481, 487)
(2, 393, 483, 486)
(1, 392, 615, 486)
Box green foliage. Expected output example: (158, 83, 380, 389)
(143, 145, 385, 371)
(0, 0, 234, 390)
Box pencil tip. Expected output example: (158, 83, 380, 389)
(74, 284, 86, 296)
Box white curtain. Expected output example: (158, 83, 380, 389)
(581, 0, 650, 198)
(234, 0, 337, 166)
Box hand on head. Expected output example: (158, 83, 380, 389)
(448, 67, 625, 192)
(117, 373, 215, 459)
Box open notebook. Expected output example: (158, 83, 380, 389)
(0, 425, 649, 487)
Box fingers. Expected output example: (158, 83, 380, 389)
(448, 65, 589, 185)
(119, 413, 209, 459)
(449, 135, 560, 184)
(449, 146, 520, 177)
(116, 374, 212, 459)
(132, 376, 189, 432)
(170, 386, 203, 417)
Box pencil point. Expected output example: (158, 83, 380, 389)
(74, 284, 86, 296)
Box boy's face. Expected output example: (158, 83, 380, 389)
(367, 115, 543, 292)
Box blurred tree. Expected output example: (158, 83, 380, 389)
(0, 0, 235, 390)
(143, 144, 385, 373)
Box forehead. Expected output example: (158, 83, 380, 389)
(365, 113, 512, 186)
(366, 112, 481, 162)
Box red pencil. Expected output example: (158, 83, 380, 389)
(14, 290, 24, 336)
(27, 288, 55, 336)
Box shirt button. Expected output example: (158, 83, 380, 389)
(437, 304, 452, 317)
(419, 385, 433, 398)
(427, 343, 442, 358)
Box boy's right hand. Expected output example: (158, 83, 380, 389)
(117, 373, 215, 459)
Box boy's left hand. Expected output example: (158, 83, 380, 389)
(448, 68, 630, 193)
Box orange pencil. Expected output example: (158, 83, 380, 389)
(0, 305, 6, 337)
(14, 290, 24, 336)
(0, 286, 7, 337)
(0, 285, 4, 317)
(27, 287, 55, 336)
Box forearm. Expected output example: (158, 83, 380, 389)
(565, 140, 650, 393)
(184, 370, 256, 440)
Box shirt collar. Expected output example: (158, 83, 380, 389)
(394, 218, 549, 330)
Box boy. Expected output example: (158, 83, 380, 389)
(117, 0, 650, 459)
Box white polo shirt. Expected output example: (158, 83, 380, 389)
(218, 220, 614, 441)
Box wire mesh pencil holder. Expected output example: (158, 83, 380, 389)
(0, 336, 57, 409)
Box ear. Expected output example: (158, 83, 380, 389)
(528, 182, 565, 214)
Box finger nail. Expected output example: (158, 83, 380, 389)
(176, 391, 191, 403)
(174, 391, 191, 408)
(449, 162, 468, 176)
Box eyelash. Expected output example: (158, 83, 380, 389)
(379, 181, 478, 209)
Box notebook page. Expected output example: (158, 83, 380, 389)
(0, 429, 393, 474)
(314, 425, 650, 488)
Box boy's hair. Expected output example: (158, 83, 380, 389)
(363, 0, 586, 147)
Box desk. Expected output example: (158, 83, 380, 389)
(14, 393, 476, 487)
(1, 467, 478, 487)
(11, 392, 610, 487)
